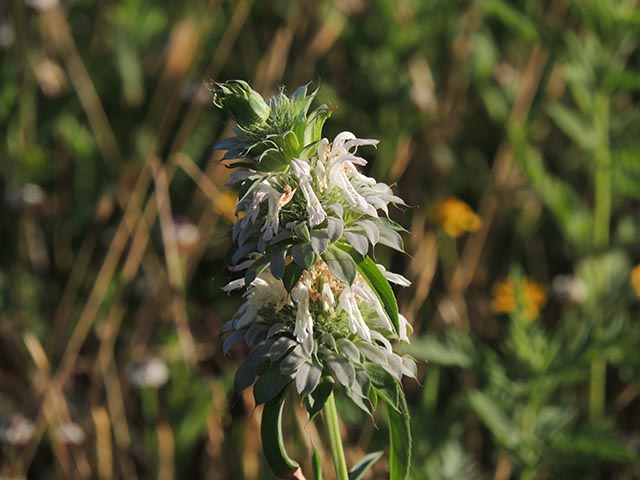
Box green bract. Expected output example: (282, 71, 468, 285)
(216, 81, 413, 479)
(214, 82, 331, 171)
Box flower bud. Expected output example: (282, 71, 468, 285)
(212, 80, 270, 128)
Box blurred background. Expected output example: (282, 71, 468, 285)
(1, 0, 640, 478)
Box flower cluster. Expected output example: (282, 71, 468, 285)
(430, 197, 481, 238)
(492, 275, 547, 321)
(215, 81, 415, 416)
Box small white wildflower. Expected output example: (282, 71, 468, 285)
(22, 183, 46, 208)
(552, 274, 588, 305)
(257, 182, 283, 244)
(338, 287, 371, 341)
(234, 272, 289, 328)
(324, 132, 379, 217)
(320, 281, 335, 314)
(291, 277, 314, 345)
(130, 357, 170, 389)
(56, 422, 85, 445)
(174, 220, 200, 252)
(397, 313, 413, 343)
(0, 415, 35, 446)
(291, 158, 327, 227)
(352, 282, 393, 332)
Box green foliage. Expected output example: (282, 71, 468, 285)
(261, 392, 300, 478)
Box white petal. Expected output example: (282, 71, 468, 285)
(222, 278, 245, 292)
(343, 138, 379, 152)
(352, 283, 392, 331)
(332, 131, 356, 150)
(338, 287, 371, 341)
(291, 158, 327, 226)
(291, 281, 314, 344)
(376, 264, 411, 287)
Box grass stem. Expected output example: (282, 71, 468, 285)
(589, 92, 611, 422)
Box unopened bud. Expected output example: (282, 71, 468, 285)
(212, 80, 270, 128)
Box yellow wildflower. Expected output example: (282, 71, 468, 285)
(631, 264, 640, 298)
(492, 276, 547, 321)
(431, 197, 481, 238)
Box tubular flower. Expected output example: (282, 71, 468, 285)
(492, 275, 548, 321)
(221, 262, 414, 407)
(214, 82, 415, 474)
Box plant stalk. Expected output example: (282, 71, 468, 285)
(589, 92, 611, 422)
(323, 393, 349, 480)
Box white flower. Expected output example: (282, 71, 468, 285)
(291, 158, 327, 227)
(56, 422, 86, 445)
(291, 277, 314, 346)
(397, 313, 413, 343)
(322, 132, 379, 217)
(233, 178, 289, 250)
(0, 415, 35, 446)
(352, 282, 393, 332)
(338, 287, 371, 341)
(320, 281, 335, 314)
(234, 272, 289, 328)
(359, 182, 405, 216)
(129, 357, 170, 389)
(258, 185, 282, 243)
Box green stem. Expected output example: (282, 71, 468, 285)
(323, 393, 349, 480)
(589, 92, 611, 422)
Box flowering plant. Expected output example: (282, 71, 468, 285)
(215, 81, 414, 480)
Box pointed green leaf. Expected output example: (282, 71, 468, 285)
(292, 242, 315, 269)
(283, 263, 304, 292)
(326, 217, 344, 242)
(377, 227, 405, 252)
(321, 244, 357, 285)
(234, 361, 256, 393)
(310, 229, 331, 255)
(254, 369, 292, 405)
(269, 245, 287, 279)
(344, 231, 369, 256)
(384, 390, 412, 480)
(348, 451, 384, 480)
(261, 391, 300, 478)
(305, 377, 334, 421)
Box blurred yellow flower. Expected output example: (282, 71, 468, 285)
(431, 197, 481, 238)
(492, 276, 547, 321)
(631, 264, 640, 298)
